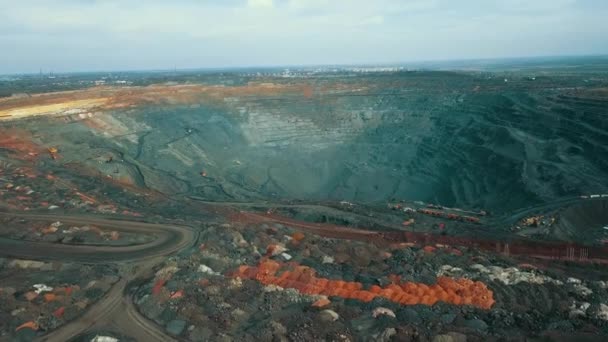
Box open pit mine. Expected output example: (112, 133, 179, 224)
(1, 65, 608, 341)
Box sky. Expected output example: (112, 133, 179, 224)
(1, 0, 608, 73)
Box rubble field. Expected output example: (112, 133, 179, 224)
(0, 258, 119, 341)
(134, 222, 608, 341)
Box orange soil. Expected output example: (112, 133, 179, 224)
(0, 129, 43, 159)
(233, 260, 495, 309)
(0, 82, 331, 122)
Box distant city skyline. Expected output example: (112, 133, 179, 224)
(1, 0, 608, 74)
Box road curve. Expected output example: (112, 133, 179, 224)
(0, 212, 197, 342)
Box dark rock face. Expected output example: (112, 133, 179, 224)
(14, 71, 607, 214)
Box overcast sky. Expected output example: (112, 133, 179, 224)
(1, 0, 607, 73)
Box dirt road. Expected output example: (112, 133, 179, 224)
(0, 212, 197, 342)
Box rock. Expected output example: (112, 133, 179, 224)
(320, 309, 340, 322)
(464, 319, 488, 331)
(572, 284, 593, 297)
(595, 303, 608, 321)
(454, 263, 563, 285)
(446, 332, 467, 342)
(334, 253, 350, 264)
(441, 313, 457, 324)
(322, 256, 335, 264)
(263, 284, 283, 292)
(270, 320, 287, 337)
(372, 307, 396, 319)
(205, 285, 221, 296)
(229, 277, 243, 288)
(166, 319, 187, 336)
(312, 297, 331, 308)
(377, 328, 397, 342)
(91, 336, 119, 342)
(280, 252, 292, 261)
(398, 308, 421, 324)
(230, 231, 248, 247)
(231, 308, 247, 320)
(198, 264, 219, 275)
(155, 265, 179, 279)
(569, 301, 591, 318)
(266, 244, 287, 256)
(33, 284, 53, 294)
(11, 307, 25, 316)
(139, 296, 163, 319)
(595, 281, 608, 289)
(190, 326, 214, 341)
(158, 306, 176, 327)
(433, 335, 455, 342)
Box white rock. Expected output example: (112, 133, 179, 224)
(573, 284, 593, 297)
(437, 265, 464, 277)
(198, 264, 219, 275)
(457, 264, 563, 286)
(33, 284, 53, 294)
(372, 307, 396, 319)
(322, 256, 335, 264)
(281, 253, 292, 261)
(263, 284, 284, 292)
(229, 277, 243, 288)
(91, 336, 119, 342)
(468, 264, 488, 272)
(595, 304, 608, 321)
(320, 309, 340, 322)
(48, 205, 60, 210)
(567, 277, 582, 284)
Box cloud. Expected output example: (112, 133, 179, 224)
(0, 0, 607, 73)
(248, 0, 273, 9)
(359, 15, 385, 26)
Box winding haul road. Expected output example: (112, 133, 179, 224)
(0, 212, 198, 342)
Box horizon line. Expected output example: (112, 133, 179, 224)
(2, 53, 608, 77)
